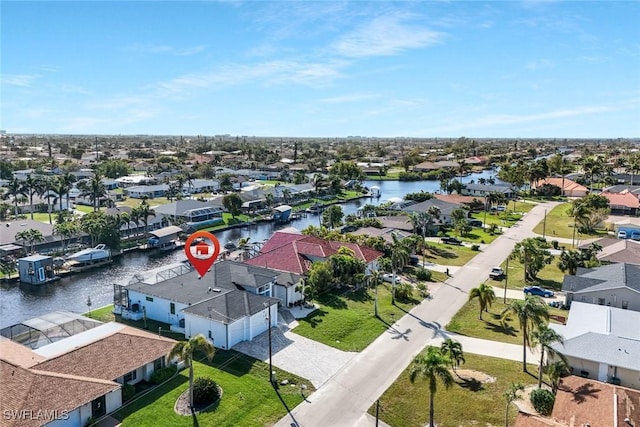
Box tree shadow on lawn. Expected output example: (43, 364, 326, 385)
(484, 314, 518, 337)
(203, 350, 258, 377)
(456, 377, 484, 392)
(297, 309, 327, 329)
(113, 375, 188, 420)
(316, 293, 348, 310)
(342, 288, 373, 304)
(533, 278, 563, 292)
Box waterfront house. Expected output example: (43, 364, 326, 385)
(400, 199, 463, 225)
(114, 260, 279, 350)
(153, 200, 224, 229)
(245, 229, 383, 276)
(549, 302, 640, 389)
(0, 311, 174, 427)
(460, 183, 514, 199)
(600, 190, 640, 215)
(123, 184, 169, 199)
(532, 177, 588, 197)
(562, 263, 640, 311)
(412, 160, 459, 172)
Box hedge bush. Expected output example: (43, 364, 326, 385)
(150, 366, 176, 384)
(415, 268, 432, 281)
(193, 377, 220, 405)
(122, 384, 135, 402)
(530, 388, 555, 415)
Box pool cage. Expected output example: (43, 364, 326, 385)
(1, 311, 102, 349)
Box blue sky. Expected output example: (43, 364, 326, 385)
(1, 1, 639, 138)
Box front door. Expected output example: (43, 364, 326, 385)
(92, 395, 106, 418)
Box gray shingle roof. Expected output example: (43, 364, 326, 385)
(551, 332, 640, 371)
(183, 294, 277, 324)
(154, 200, 209, 216)
(401, 199, 461, 217)
(562, 263, 640, 294)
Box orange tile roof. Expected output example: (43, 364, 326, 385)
(32, 327, 175, 381)
(0, 360, 119, 427)
(601, 191, 640, 209)
(534, 177, 587, 192)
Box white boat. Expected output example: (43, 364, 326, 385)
(67, 244, 111, 263)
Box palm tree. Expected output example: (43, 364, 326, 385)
(78, 173, 107, 211)
(367, 270, 383, 318)
(557, 250, 582, 275)
(468, 283, 496, 320)
(389, 235, 410, 305)
(501, 296, 549, 372)
(40, 177, 58, 225)
(503, 382, 525, 427)
(167, 334, 215, 410)
(136, 199, 155, 233)
(409, 347, 454, 427)
(15, 228, 44, 254)
(312, 173, 325, 196)
(3, 177, 26, 218)
(23, 174, 43, 220)
(54, 220, 79, 252)
(544, 360, 570, 393)
(440, 338, 465, 375)
(530, 324, 566, 388)
(282, 188, 292, 205)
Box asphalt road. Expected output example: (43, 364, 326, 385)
(274, 201, 560, 427)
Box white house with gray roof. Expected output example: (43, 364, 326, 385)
(113, 260, 278, 350)
(562, 263, 640, 311)
(460, 183, 514, 198)
(550, 302, 640, 389)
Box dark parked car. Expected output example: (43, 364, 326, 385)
(441, 237, 463, 246)
(523, 286, 554, 298)
(409, 255, 420, 266)
(468, 219, 483, 227)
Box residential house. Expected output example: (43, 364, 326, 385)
(578, 237, 640, 265)
(562, 263, 640, 310)
(401, 198, 463, 225)
(114, 260, 279, 350)
(460, 183, 514, 199)
(153, 200, 224, 229)
(549, 302, 640, 389)
(412, 160, 459, 172)
(124, 184, 169, 199)
(533, 177, 588, 197)
(245, 229, 383, 277)
(600, 190, 640, 215)
(513, 375, 640, 427)
(0, 311, 174, 427)
(183, 179, 219, 194)
(434, 193, 484, 208)
(115, 175, 155, 188)
(1, 219, 63, 254)
(603, 184, 640, 196)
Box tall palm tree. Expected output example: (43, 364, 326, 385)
(557, 250, 582, 275)
(409, 347, 454, 427)
(367, 270, 383, 318)
(501, 296, 549, 372)
(167, 334, 215, 410)
(53, 220, 79, 252)
(503, 382, 525, 427)
(23, 174, 43, 220)
(389, 235, 410, 305)
(40, 177, 58, 225)
(58, 172, 76, 213)
(136, 199, 155, 233)
(440, 338, 465, 375)
(78, 173, 107, 211)
(468, 283, 496, 320)
(3, 177, 26, 218)
(15, 229, 44, 254)
(530, 324, 566, 388)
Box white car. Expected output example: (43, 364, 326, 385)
(618, 231, 627, 239)
(382, 273, 402, 283)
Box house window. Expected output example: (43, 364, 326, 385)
(124, 369, 137, 384)
(146, 296, 154, 302)
(597, 298, 605, 305)
(154, 357, 164, 370)
(170, 303, 175, 315)
(622, 301, 629, 310)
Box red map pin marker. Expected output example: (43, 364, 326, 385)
(184, 231, 221, 278)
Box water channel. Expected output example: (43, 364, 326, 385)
(0, 170, 501, 326)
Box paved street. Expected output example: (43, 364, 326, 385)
(273, 201, 560, 427)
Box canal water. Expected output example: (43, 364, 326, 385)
(0, 171, 501, 326)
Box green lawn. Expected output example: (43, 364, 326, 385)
(446, 297, 568, 345)
(74, 205, 94, 213)
(293, 285, 420, 352)
(490, 257, 567, 291)
(84, 304, 116, 322)
(459, 228, 500, 244)
(84, 305, 184, 341)
(532, 202, 608, 242)
(115, 352, 314, 427)
(422, 242, 481, 267)
(371, 352, 536, 427)
(31, 212, 52, 223)
(470, 210, 525, 228)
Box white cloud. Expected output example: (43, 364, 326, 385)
(319, 93, 380, 103)
(332, 13, 444, 58)
(2, 74, 40, 87)
(125, 43, 206, 56)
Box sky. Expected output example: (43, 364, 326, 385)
(1, 1, 639, 138)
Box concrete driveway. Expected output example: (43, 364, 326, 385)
(232, 318, 356, 389)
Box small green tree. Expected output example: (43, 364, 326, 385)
(168, 334, 215, 409)
(468, 283, 496, 321)
(222, 193, 243, 219)
(440, 339, 465, 375)
(504, 382, 525, 427)
(510, 238, 553, 283)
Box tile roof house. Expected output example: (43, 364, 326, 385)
(513, 375, 640, 427)
(578, 237, 640, 265)
(561, 263, 640, 311)
(549, 302, 640, 389)
(532, 177, 588, 197)
(244, 230, 383, 276)
(600, 190, 640, 215)
(0, 321, 175, 427)
(401, 199, 463, 224)
(115, 260, 280, 350)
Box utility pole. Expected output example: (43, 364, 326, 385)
(542, 209, 547, 239)
(503, 257, 509, 304)
(375, 400, 380, 427)
(265, 301, 274, 384)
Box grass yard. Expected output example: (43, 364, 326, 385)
(74, 205, 94, 213)
(30, 212, 52, 223)
(446, 297, 567, 345)
(84, 305, 185, 341)
(371, 352, 536, 427)
(422, 242, 481, 267)
(293, 285, 420, 352)
(532, 202, 608, 242)
(488, 256, 566, 291)
(115, 352, 314, 427)
(459, 228, 500, 244)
